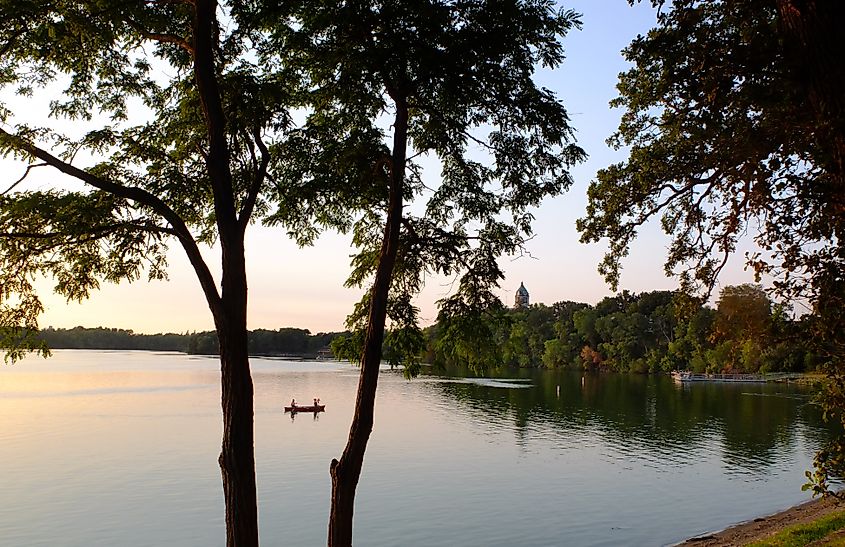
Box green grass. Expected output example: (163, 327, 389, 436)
(749, 510, 845, 546)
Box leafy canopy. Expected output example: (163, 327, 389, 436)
(0, 1, 293, 359)
(577, 0, 845, 495)
(578, 0, 843, 301)
(261, 0, 586, 368)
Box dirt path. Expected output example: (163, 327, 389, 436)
(680, 496, 843, 546)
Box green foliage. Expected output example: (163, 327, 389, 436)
(0, 1, 293, 360)
(0, 327, 47, 363)
(0, 191, 170, 362)
(747, 509, 845, 546)
(713, 284, 772, 340)
(708, 284, 775, 372)
(384, 325, 425, 379)
(260, 0, 586, 368)
(188, 328, 343, 357)
(0, 4, 314, 540)
(28, 326, 345, 356)
(40, 326, 185, 351)
(578, 0, 845, 495)
(330, 331, 365, 365)
(427, 286, 818, 374)
(578, 0, 845, 300)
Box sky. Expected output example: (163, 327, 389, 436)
(0, 1, 763, 335)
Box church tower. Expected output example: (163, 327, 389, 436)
(514, 282, 529, 309)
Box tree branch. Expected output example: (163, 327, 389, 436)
(2, 163, 48, 196)
(0, 28, 25, 59)
(145, 31, 194, 53)
(192, 0, 238, 237)
(123, 14, 193, 53)
(627, 173, 719, 231)
(145, 0, 195, 6)
(238, 126, 269, 232)
(0, 221, 177, 240)
(0, 127, 222, 313)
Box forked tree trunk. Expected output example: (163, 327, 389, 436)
(328, 98, 408, 547)
(190, 2, 260, 543)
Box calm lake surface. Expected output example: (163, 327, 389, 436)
(0, 350, 831, 546)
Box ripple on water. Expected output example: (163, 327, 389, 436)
(413, 376, 534, 388)
(0, 355, 831, 547)
(0, 384, 209, 399)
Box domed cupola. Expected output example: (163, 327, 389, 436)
(514, 282, 529, 309)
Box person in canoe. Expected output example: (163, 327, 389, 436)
(313, 397, 318, 407)
(290, 398, 296, 409)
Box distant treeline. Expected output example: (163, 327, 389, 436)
(426, 285, 821, 374)
(39, 326, 345, 357)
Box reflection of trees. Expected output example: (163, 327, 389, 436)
(425, 367, 831, 476)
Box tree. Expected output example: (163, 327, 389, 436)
(266, 1, 585, 543)
(710, 284, 773, 371)
(0, 2, 293, 544)
(430, 302, 509, 371)
(713, 284, 772, 337)
(576, 0, 845, 493)
(543, 300, 590, 367)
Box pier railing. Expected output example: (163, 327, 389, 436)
(671, 371, 803, 383)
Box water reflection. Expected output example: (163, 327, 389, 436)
(288, 410, 322, 422)
(420, 366, 829, 480)
(0, 351, 835, 547)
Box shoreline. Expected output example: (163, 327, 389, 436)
(679, 496, 843, 546)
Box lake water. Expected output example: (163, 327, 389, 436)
(0, 350, 831, 546)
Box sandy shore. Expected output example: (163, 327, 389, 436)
(679, 496, 843, 546)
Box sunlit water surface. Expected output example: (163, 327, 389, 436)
(0, 350, 831, 546)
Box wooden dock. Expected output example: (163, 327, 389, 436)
(671, 371, 801, 383)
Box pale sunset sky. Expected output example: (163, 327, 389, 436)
(0, 1, 762, 335)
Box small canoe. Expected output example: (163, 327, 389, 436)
(284, 404, 325, 413)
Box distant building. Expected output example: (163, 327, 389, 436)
(514, 282, 530, 309)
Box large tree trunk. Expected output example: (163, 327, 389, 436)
(192, 3, 259, 543)
(216, 241, 258, 547)
(327, 98, 408, 547)
(217, 330, 258, 547)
